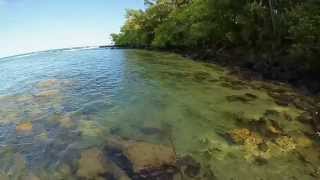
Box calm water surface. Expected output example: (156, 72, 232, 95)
(0, 49, 319, 179)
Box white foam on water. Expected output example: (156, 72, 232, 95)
(63, 46, 100, 52)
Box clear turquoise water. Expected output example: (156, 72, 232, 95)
(0, 49, 319, 179)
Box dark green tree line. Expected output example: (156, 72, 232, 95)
(112, 0, 320, 79)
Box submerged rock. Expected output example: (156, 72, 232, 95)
(37, 79, 60, 89)
(36, 132, 49, 142)
(311, 111, 320, 132)
(36, 79, 72, 90)
(268, 91, 296, 107)
(226, 95, 253, 103)
(228, 128, 263, 145)
(293, 98, 314, 111)
(14, 153, 27, 172)
(266, 125, 282, 135)
(253, 156, 268, 166)
(139, 127, 163, 136)
(176, 155, 201, 178)
(16, 122, 33, 134)
(79, 120, 104, 138)
(297, 147, 320, 165)
(219, 76, 248, 90)
(55, 164, 73, 179)
(297, 110, 320, 133)
(126, 143, 175, 172)
(264, 109, 280, 119)
(105, 137, 177, 179)
(106, 137, 176, 172)
(297, 112, 313, 124)
(295, 135, 313, 148)
(247, 114, 284, 139)
(76, 100, 112, 115)
(58, 116, 74, 128)
(220, 82, 244, 90)
(23, 174, 41, 180)
(76, 148, 107, 179)
(160, 71, 191, 80)
(245, 93, 258, 99)
(192, 71, 211, 82)
(275, 136, 296, 152)
(6, 153, 28, 179)
(0, 173, 9, 180)
(110, 127, 122, 135)
(105, 160, 131, 180)
(35, 90, 60, 98)
(228, 128, 251, 144)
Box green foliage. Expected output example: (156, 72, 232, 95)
(287, 3, 320, 54)
(112, 0, 319, 65)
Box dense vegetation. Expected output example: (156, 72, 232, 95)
(112, 0, 320, 91)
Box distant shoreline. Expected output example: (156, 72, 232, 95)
(0, 45, 121, 60)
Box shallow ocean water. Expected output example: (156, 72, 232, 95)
(0, 48, 319, 179)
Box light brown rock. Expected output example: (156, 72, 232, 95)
(16, 122, 33, 134)
(126, 142, 176, 172)
(76, 148, 107, 179)
(106, 137, 176, 173)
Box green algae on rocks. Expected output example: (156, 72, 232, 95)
(0, 49, 319, 179)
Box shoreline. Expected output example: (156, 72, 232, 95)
(101, 47, 320, 137)
(102, 46, 320, 96)
(10, 45, 313, 97)
(171, 48, 320, 96)
(4, 45, 319, 102)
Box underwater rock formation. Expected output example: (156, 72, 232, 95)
(125, 143, 175, 173)
(139, 121, 164, 137)
(192, 71, 211, 82)
(37, 79, 60, 89)
(295, 135, 313, 148)
(79, 120, 104, 137)
(36, 79, 72, 90)
(16, 122, 33, 134)
(76, 148, 107, 179)
(105, 137, 177, 179)
(226, 93, 258, 104)
(226, 95, 252, 103)
(58, 116, 74, 128)
(35, 90, 60, 98)
(275, 136, 296, 152)
(23, 174, 41, 180)
(228, 128, 263, 145)
(176, 155, 201, 178)
(139, 127, 163, 136)
(106, 137, 176, 171)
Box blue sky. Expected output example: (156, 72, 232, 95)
(0, 0, 144, 58)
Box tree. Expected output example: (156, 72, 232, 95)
(112, 0, 320, 67)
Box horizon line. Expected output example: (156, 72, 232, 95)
(0, 44, 116, 60)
